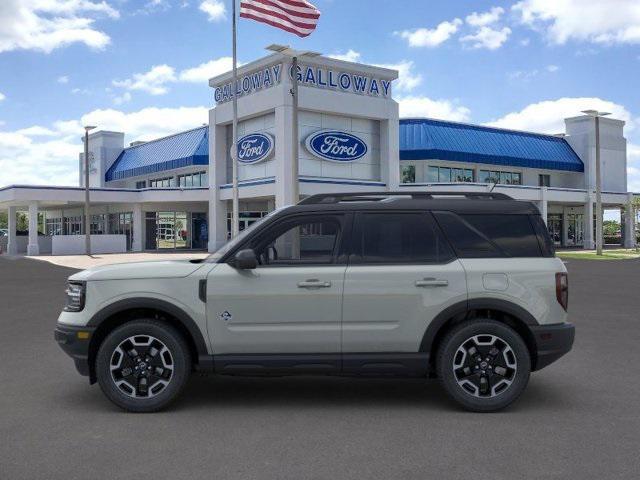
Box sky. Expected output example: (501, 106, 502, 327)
(1, 0, 639, 194)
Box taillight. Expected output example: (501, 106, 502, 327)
(556, 272, 568, 311)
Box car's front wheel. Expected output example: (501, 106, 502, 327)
(96, 319, 191, 412)
(437, 319, 531, 412)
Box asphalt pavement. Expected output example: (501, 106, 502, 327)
(0, 255, 639, 479)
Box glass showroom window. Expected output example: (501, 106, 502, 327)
(64, 216, 83, 235)
(46, 218, 63, 236)
(427, 166, 474, 183)
(149, 177, 175, 188)
(90, 214, 107, 235)
(401, 165, 416, 183)
(178, 171, 207, 188)
(479, 170, 522, 185)
(135, 180, 147, 189)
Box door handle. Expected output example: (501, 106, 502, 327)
(297, 279, 332, 288)
(415, 278, 449, 287)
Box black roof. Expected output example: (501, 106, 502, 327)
(286, 192, 540, 215)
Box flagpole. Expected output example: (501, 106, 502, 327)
(231, 0, 240, 238)
(291, 55, 299, 204)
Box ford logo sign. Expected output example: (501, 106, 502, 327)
(234, 133, 274, 164)
(305, 131, 367, 163)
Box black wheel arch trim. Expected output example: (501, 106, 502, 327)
(87, 298, 209, 356)
(419, 298, 539, 353)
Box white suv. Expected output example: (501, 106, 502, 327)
(55, 192, 574, 412)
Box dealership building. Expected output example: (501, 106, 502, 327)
(0, 52, 637, 255)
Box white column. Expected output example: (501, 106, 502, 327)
(538, 187, 548, 224)
(274, 104, 295, 208)
(624, 193, 636, 248)
(209, 116, 230, 252)
(584, 195, 595, 249)
(562, 207, 569, 247)
(27, 203, 40, 256)
(7, 206, 17, 255)
(381, 116, 400, 191)
(132, 204, 143, 252)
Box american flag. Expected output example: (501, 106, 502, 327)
(240, 0, 321, 38)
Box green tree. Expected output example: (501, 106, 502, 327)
(0, 211, 6, 230)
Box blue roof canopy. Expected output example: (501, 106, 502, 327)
(399, 118, 584, 172)
(105, 126, 209, 182)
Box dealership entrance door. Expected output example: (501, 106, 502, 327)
(144, 211, 208, 250)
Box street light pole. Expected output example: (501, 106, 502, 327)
(582, 110, 610, 256)
(83, 126, 96, 256)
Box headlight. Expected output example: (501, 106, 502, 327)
(64, 281, 86, 312)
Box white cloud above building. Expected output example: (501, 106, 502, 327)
(0, 0, 119, 54)
(396, 19, 463, 48)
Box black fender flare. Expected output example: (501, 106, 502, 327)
(419, 298, 539, 353)
(87, 297, 209, 356)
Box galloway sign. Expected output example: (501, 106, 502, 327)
(214, 64, 282, 104)
(292, 64, 392, 99)
(234, 133, 275, 164)
(305, 131, 368, 163)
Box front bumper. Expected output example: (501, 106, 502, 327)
(54, 324, 95, 377)
(531, 322, 575, 371)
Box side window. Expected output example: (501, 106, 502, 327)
(530, 214, 555, 257)
(461, 214, 542, 257)
(252, 216, 341, 266)
(433, 211, 502, 258)
(353, 212, 454, 264)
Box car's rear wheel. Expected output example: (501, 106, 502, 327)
(96, 319, 191, 412)
(436, 319, 530, 412)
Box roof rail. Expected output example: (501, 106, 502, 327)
(298, 191, 512, 205)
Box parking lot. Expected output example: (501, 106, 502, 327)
(1, 255, 639, 480)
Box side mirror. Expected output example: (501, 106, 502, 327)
(233, 249, 258, 270)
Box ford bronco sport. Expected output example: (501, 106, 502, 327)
(55, 192, 574, 412)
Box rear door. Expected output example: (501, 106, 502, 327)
(341, 211, 467, 353)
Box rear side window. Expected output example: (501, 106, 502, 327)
(434, 212, 543, 258)
(461, 214, 541, 257)
(433, 211, 501, 258)
(530, 214, 555, 257)
(352, 212, 454, 264)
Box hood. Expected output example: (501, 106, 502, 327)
(68, 260, 206, 282)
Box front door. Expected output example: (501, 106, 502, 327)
(207, 213, 349, 355)
(341, 212, 467, 353)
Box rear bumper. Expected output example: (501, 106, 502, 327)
(54, 324, 95, 377)
(531, 322, 575, 371)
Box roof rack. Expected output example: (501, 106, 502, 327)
(298, 191, 512, 205)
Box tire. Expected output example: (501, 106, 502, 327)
(436, 319, 531, 412)
(96, 319, 191, 413)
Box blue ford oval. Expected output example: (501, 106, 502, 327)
(306, 131, 368, 162)
(236, 133, 274, 164)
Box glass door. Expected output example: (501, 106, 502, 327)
(547, 214, 563, 246)
(157, 212, 176, 250)
(566, 214, 584, 247)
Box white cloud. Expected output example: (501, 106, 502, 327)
(0, 106, 209, 187)
(328, 50, 362, 63)
(513, 0, 640, 45)
(546, 64, 560, 72)
(57, 75, 69, 84)
(373, 60, 422, 93)
(398, 96, 471, 122)
(396, 19, 463, 48)
(461, 26, 511, 50)
(466, 7, 504, 27)
(179, 56, 234, 82)
(113, 64, 177, 95)
(0, 0, 119, 54)
(113, 91, 132, 105)
(486, 97, 635, 134)
(520, 38, 531, 46)
(199, 0, 226, 22)
(0, 92, 5, 102)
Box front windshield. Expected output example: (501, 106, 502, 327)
(206, 207, 288, 262)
